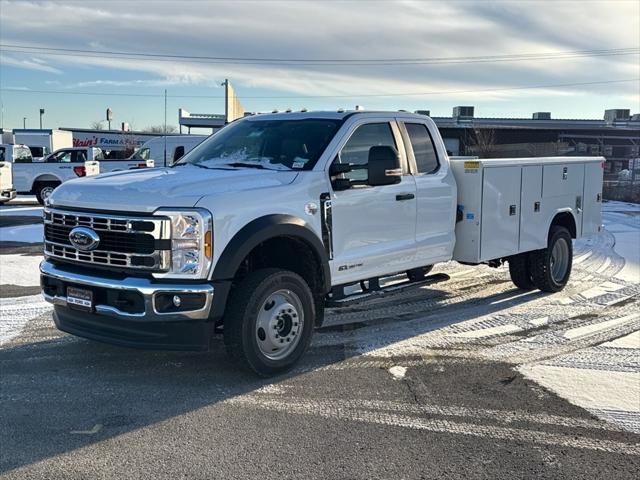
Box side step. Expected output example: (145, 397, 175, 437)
(325, 273, 449, 308)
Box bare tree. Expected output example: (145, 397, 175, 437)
(144, 125, 177, 134)
(90, 121, 104, 130)
(469, 128, 497, 158)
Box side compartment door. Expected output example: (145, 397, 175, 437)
(329, 121, 417, 284)
(519, 165, 544, 252)
(582, 161, 604, 236)
(480, 166, 522, 261)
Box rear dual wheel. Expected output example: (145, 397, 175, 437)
(509, 226, 572, 293)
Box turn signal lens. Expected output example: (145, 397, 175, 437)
(204, 230, 212, 259)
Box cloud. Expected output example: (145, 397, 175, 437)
(0, 0, 638, 102)
(0, 54, 62, 74)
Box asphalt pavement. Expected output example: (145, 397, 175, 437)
(0, 199, 638, 479)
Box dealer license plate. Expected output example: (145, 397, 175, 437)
(67, 287, 93, 312)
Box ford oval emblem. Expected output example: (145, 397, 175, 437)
(69, 227, 100, 251)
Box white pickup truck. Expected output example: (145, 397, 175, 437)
(40, 111, 603, 375)
(10, 146, 151, 204)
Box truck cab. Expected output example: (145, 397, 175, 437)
(40, 111, 603, 375)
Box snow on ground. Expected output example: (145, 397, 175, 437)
(602, 201, 640, 283)
(0, 223, 43, 243)
(0, 294, 51, 345)
(0, 254, 43, 286)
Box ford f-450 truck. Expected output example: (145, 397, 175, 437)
(40, 111, 603, 375)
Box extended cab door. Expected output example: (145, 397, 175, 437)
(398, 120, 457, 265)
(328, 120, 417, 284)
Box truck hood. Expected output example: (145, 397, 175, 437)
(49, 165, 299, 213)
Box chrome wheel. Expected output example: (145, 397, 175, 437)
(550, 237, 569, 283)
(40, 186, 55, 200)
(256, 289, 304, 360)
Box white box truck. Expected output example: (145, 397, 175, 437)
(14, 129, 73, 161)
(40, 111, 603, 375)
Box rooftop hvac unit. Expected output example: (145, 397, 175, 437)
(532, 112, 551, 120)
(604, 109, 630, 123)
(453, 106, 474, 119)
(415, 110, 431, 116)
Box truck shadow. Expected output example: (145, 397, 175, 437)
(0, 284, 544, 474)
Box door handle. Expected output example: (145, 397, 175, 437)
(396, 193, 415, 201)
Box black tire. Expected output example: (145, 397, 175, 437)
(508, 253, 534, 290)
(224, 268, 315, 376)
(35, 182, 60, 205)
(529, 226, 573, 293)
(407, 265, 433, 282)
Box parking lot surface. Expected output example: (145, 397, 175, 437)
(1, 200, 639, 479)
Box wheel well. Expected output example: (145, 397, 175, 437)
(232, 235, 326, 325)
(32, 177, 61, 192)
(550, 211, 577, 238)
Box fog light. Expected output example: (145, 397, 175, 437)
(173, 295, 182, 307)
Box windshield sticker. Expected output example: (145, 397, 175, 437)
(292, 157, 309, 169)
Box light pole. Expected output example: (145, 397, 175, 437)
(23, 117, 27, 129)
(39, 108, 45, 129)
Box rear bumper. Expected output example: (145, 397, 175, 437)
(40, 260, 227, 351)
(0, 189, 16, 202)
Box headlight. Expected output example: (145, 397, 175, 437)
(153, 208, 213, 279)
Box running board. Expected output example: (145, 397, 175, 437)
(325, 273, 449, 308)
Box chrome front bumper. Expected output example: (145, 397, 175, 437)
(40, 260, 214, 321)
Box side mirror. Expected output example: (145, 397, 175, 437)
(367, 146, 402, 186)
(329, 161, 352, 176)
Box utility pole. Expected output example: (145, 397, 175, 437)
(39, 108, 45, 129)
(164, 89, 168, 167)
(23, 117, 26, 129)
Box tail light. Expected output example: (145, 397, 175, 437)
(73, 166, 86, 177)
(138, 162, 147, 169)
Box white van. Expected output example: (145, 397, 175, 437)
(129, 135, 208, 167)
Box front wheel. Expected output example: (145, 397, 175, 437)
(529, 226, 573, 292)
(224, 268, 315, 376)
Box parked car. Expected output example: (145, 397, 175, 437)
(10, 146, 151, 204)
(40, 111, 603, 375)
(0, 144, 24, 203)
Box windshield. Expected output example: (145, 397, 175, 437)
(130, 147, 150, 161)
(176, 118, 342, 171)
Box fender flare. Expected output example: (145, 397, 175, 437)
(211, 214, 331, 292)
(547, 208, 578, 239)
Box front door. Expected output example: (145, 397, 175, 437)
(329, 121, 417, 285)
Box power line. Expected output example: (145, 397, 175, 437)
(1, 79, 638, 99)
(1, 44, 638, 66)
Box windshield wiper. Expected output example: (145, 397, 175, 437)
(222, 162, 267, 169)
(172, 162, 233, 170)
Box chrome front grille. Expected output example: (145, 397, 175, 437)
(43, 208, 171, 271)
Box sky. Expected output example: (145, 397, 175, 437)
(0, 0, 639, 131)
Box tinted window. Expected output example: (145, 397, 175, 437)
(75, 150, 87, 163)
(405, 123, 438, 174)
(179, 118, 342, 171)
(338, 123, 397, 181)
